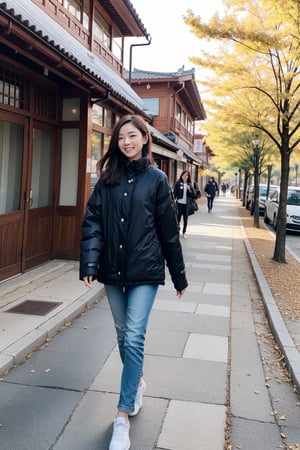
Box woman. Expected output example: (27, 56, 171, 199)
(173, 171, 196, 238)
(80, 115, 187, 450)
(204, 176, 219, 212)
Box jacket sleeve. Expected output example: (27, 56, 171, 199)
(156, 177, 188, 291)
(173, 182, 179, 200)
(79, 183, 104, 280)
(188, 183, 197, 199)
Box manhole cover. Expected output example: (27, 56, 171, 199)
(6, 300, 63, 316)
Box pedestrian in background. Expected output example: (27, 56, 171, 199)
(80, 115, 187, 450)
(221, 182, 227, 197)
(173, 170, 197, 238)
(204, 176, 219, 212)
(194, 180, 201, 199)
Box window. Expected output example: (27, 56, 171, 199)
(59, 129, 79, 206)
(90, 130, 102, 194)
(112, 32, 122, 61)
(176, 103, 181, 122)
(104, 109, 113, 128)
(31, 129, 53, 208)
(0, 65, 25, 109)
(92, 104, 114, 129)
(143, 98, 159, 116)
(94, 10, 111, 50)
(92, 104, 104, 126)
(90, 130, 111, 195)
(62, 98, 80, 121)
(34, 85, 57, 120)
(59, 0, 81, 21)
(58, 0, 89, 28)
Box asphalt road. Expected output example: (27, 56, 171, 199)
(262, 218, 300, 263)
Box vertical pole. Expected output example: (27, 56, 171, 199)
(253, 145, 260, 228)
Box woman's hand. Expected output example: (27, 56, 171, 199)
(83, 275, 94, 288)
(176, 289, 186, 298)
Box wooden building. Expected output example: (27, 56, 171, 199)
(126, 67, 207, 184)
(0, 0, 155, 282)
(0, 1, 207, 283)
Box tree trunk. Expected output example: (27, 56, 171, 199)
(272, 149, 290, 263)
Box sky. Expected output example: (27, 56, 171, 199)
(125, 0, 225, 73)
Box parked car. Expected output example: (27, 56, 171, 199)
(249, 183, 279, 214)
(264, 186, 300, 231)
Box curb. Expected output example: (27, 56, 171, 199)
(0, 284, 105, 377)
(243, 232, 300, 392)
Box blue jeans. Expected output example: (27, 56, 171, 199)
(105, 284, 158, 413)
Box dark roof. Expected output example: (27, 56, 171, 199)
(127, 66, 196, 81)
(126, 67, 206, 121)
(0, 0, 148, 114)
(101, 0, 149, 37)
(149, 125, 205, 165)
(148, 125, 178, 151)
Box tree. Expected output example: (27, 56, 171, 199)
(185, 0, 300, 262)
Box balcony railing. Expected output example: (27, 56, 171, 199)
(170, 118, 193, 144)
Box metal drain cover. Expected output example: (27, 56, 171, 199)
(6, 300, 63, 316)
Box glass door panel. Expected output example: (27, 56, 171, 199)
(31, 128, 53, 208)
(0, 121, 23, 213)
(25, 126, 55, 269)
(0, 117, 25, 280)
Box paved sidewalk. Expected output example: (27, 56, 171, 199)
(0, 195, 300, 449)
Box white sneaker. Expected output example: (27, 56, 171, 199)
(182, 233, 187, 239)
(128, 378, 146, 416)
(109, 417, 130, 450)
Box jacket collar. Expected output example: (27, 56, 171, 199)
(126, 157, 149, 176)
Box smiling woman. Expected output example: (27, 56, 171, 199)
(118, 122, 148, 161)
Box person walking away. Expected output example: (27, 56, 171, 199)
(221, 182, 227, 197)
(204, 176, 219, 212)
(173, 171, 196, 238)
(80, 115, 187, 450)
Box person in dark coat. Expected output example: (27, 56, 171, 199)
(80, 115, 187, 450)
(173, 170, 196, 238)
(204, 176, 219, 212)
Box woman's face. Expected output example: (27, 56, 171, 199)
(118, 122, 148, 161)
(182, 172, 189, 182)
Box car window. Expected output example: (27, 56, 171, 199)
(287, 190, 300, 205)
(270, 191, 278, 201)
(259, 187, 267, 196)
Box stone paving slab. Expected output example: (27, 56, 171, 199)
(153, 299, 197, 313)
(149, 309, 230, 337)
(231, 417, 283, 450)
(183, 333, 228, 363)
(195, 303, 230, 317)
(0, 382, 82, 450)
(91, 351, 228, 405)
(53, 391, 168, 450)
(157, 400, 227, 450)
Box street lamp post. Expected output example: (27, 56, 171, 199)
(295, 163, 299, 186)
(253, 135, 260, 228)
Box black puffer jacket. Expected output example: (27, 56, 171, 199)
(80, 157, 187, 292)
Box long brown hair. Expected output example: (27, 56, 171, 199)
(97, 115, 154, 185)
